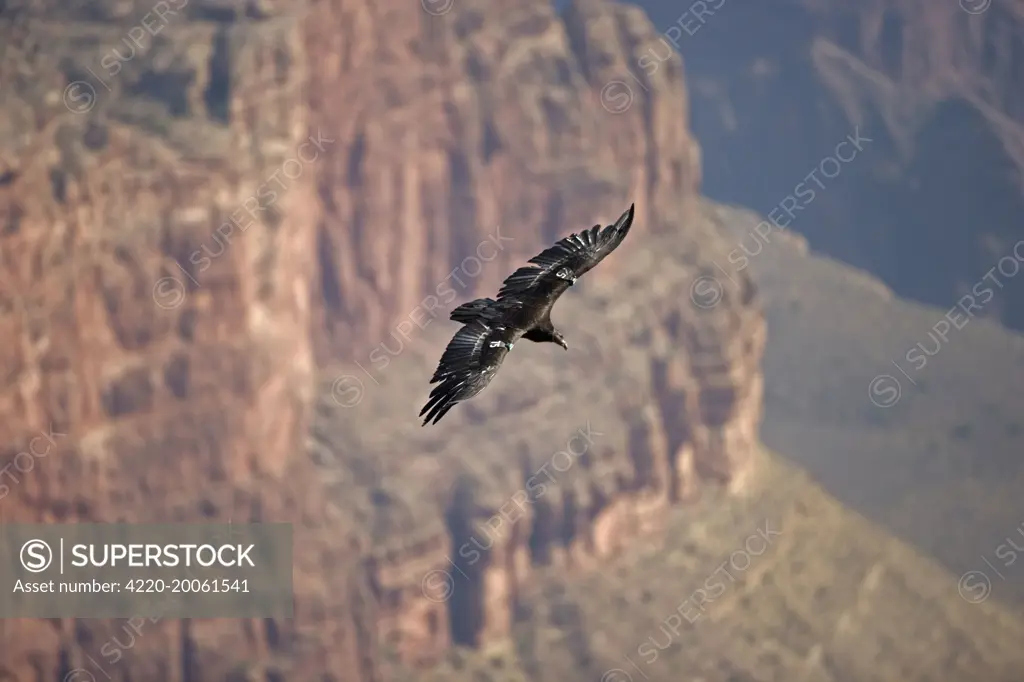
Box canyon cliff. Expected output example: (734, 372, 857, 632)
(667, 0, 1024, 328)
(0, 0, 764, 680)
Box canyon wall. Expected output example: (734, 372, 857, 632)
(304, 0, 705, 360)
(0, 0, 763, 680)
(666, 0, 1024, 328)
(0, 1, 325, 678)
(311, 205, 764, 672)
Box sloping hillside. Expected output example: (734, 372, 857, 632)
(400, 447, 1024, 682)
(319, 199, 1024, 682)
(708, 200, 1024, 607)
(0, 0, 759, 679)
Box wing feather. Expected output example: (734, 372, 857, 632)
(420, 319, 514, 425)
(449, 297, 497, 325)
(496, 203, 634, 302)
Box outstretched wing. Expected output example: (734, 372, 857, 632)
(420, 319, 515, 426)
(449, 297, 497, 325)
(496, 203, 635, 302)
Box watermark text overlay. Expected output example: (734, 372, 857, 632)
(958, 519, 1024, 604)
(1, 523, 293, 617)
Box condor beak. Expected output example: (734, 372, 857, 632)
(558, 338, 568, 350)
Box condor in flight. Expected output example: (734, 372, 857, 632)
(420, 203, 635, 426)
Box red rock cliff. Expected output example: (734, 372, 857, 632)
(0, 0, 763, 680)
(305, 0, 705, 360)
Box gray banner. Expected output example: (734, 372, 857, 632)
(0, 523, 292, 618)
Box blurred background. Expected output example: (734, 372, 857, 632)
(1, 0, 1023, 680)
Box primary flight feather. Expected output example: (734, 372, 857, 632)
(420, 203, 635, 425)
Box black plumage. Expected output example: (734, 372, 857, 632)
(420, 203, 635, 425)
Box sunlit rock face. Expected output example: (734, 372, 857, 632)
(0, 0, 765, 679)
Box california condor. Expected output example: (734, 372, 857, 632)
(420, 203, 635, 425)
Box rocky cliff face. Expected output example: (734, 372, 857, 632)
(311, 204, 764, 672)
(667, 0, 1024, 329)
(1, 1, 323, 679)
(305, 0, 705, 360)
(0, 0, 762, 680)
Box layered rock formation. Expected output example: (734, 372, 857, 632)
(808, 0, 1024, 154)
(0, 1, 324, 679)
(405, 449, 1024, 682)
(0, 0, 763, 680)
(673, 0, 1024, 328)
(312, 205, 764, 671)
(304, 0, 705, 359)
